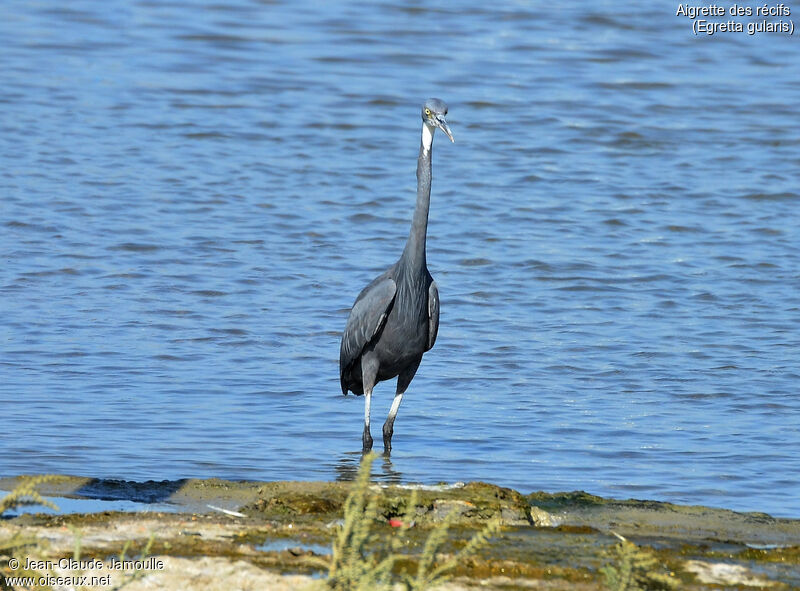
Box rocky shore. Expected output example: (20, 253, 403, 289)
(1, 475, 798, 590)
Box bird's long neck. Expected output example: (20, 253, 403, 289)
(402, 123, 434, 270)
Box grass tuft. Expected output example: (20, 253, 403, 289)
(0, 476, 61, 589)
(0, 475, 61, 516)
(325, 453, 502, 591)
(601, 532, 680, 591)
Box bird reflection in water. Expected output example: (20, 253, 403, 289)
(333, 451, 403, 485)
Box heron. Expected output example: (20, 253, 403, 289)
(339, 98, 454, 453)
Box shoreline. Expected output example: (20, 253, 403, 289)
(3, 473, 797, 522)
(2, 474, 799, 589)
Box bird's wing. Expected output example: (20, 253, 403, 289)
(339, 275, 397, 387)
(427, 279, 439, 351)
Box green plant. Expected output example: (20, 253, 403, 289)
(0, 476, 61, 590)
(601, 532, 679, 591)
(325, 453, 401, 590)
(407, 508, 500, 590)
(1, 532, 51, 590)
(325, 453, 502, 591)
(109, 533, 156, 591)
(0, 476, 154, 591)
(0, 475, 60, 516)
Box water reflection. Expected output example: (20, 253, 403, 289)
(333, 452, 403, 485)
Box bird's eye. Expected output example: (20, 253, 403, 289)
(424, 108, 431, 116)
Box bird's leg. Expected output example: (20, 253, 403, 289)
(363, 388, 373, 452)
(361, 354, 379, 453)
(383, 357, 420, 452)
(382, 391, 403, 453)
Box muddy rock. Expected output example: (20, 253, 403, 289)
(528, 505, 560, 527)
(2, 475, 800, 589)
(684, 560, 779, 587)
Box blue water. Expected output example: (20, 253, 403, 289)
(2, 1, 799, 518)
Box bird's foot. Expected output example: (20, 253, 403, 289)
(362, 429, 373, 453)
(382, 424, 393, 453)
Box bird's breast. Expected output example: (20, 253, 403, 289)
(371, 279, 429, 372)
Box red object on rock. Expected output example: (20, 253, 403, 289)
(388, 519, 404, 528)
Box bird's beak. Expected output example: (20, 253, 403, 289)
(435, 116, 454, 143)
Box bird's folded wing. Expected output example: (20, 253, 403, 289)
(427, 280, 439, 351)
(340, 276, 397, 369)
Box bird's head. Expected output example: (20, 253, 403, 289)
(421, 98, 454, 143)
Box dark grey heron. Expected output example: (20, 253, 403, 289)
(339, 98, 454, 453)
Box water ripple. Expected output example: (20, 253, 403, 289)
(1, 0, 799, 518)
